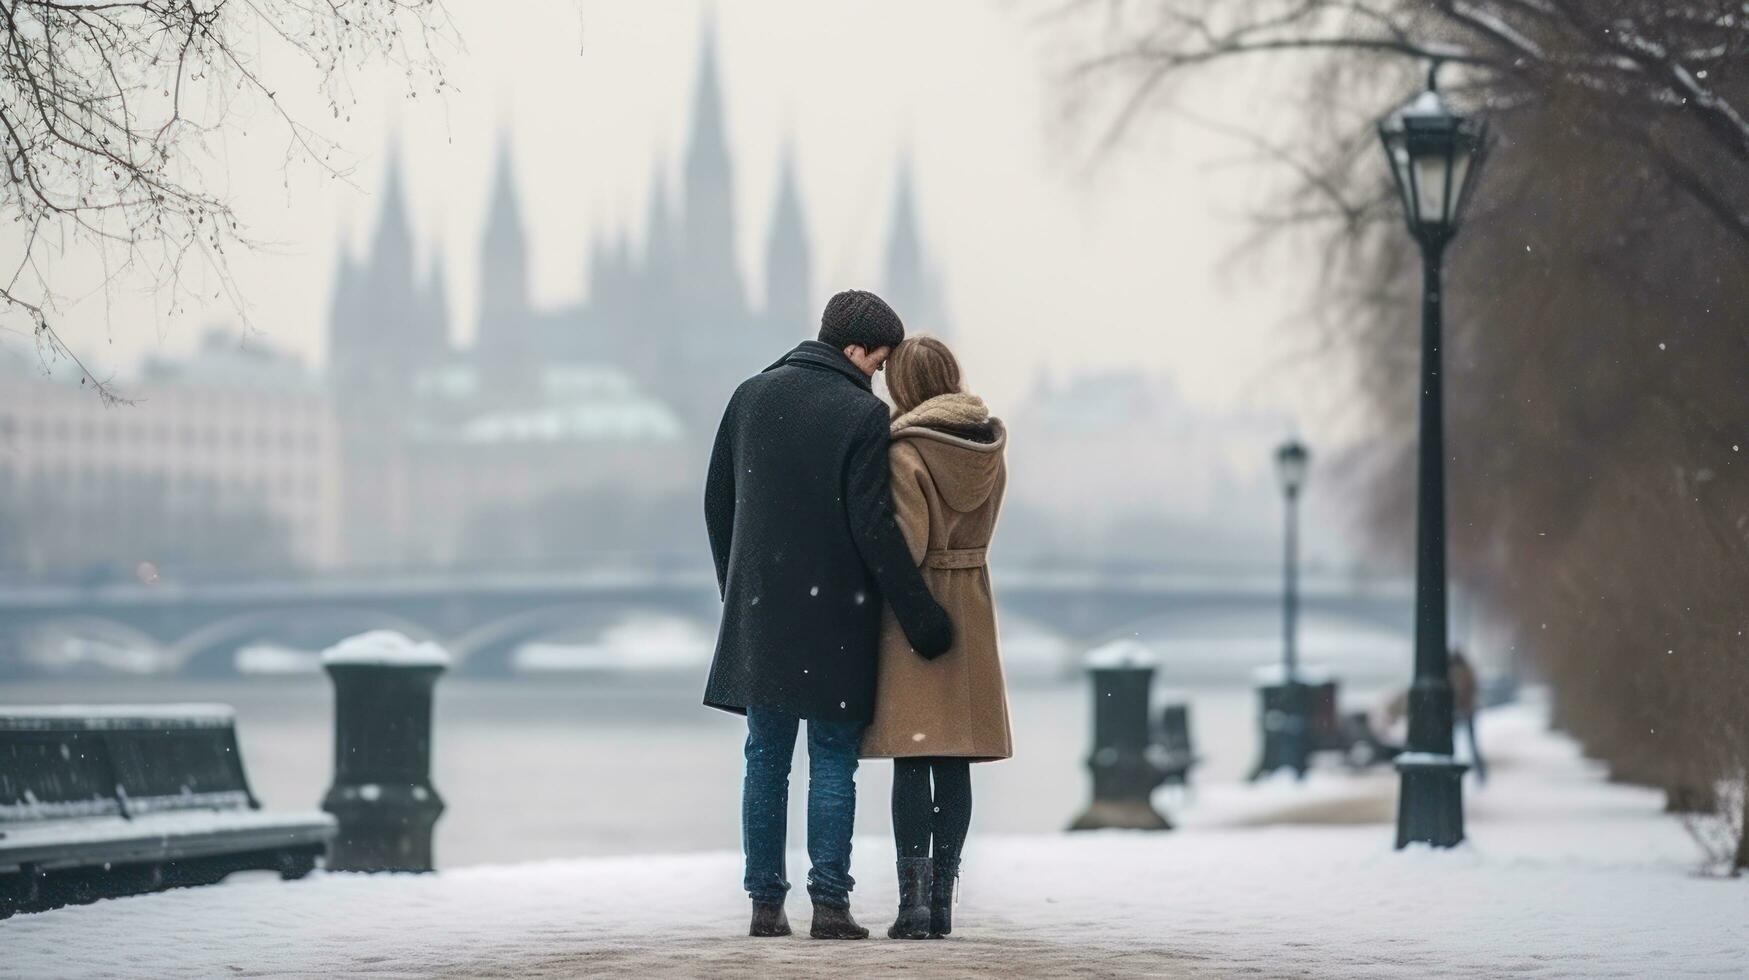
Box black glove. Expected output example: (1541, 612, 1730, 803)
(903, 599, 955, 661)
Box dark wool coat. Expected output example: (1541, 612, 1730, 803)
(703, 341, 953, 723)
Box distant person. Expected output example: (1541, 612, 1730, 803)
(1449, 649, 1486, 783)
(703, 290, 954, 941)
(1377, 650, 1487, 783)
(861, 336, 1013, 940)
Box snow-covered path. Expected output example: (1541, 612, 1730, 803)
(6, 704, 1746, 978)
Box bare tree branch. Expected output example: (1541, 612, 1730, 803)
(0, 0, 459, 400)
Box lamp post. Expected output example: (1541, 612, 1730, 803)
(1274, 440, 1311, 778)
(1276, 440, 1309, 689)
(1249, 440, 1312, 781)
(1377, 62, 1487, 849)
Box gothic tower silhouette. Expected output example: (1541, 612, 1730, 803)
(477, 132, 533, 398)
(883, 155, 950, 338)
(327, 16, 954, 446)
(763, 144, 812, 346)
(329, 140, 448, 403)
(680, 17, 745, 322)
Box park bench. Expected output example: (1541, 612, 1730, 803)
(1252, 676, 1401, 779)
(0, 705, 334, 918)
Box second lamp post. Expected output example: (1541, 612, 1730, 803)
(1249, 439, 1311, 781)
(1275, 440, 1311, 777)
(1276, 440, 1309, 692)
(1377, 63, 1487, 849)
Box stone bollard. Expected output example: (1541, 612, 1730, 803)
(1249, 680, 1312, 781)
(1248, 665, 1337, 781)
(1069, 640, 1172, 831)
(320, 631, 448, 872)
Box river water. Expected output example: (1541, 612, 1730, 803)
(2, 674, 1376, 867)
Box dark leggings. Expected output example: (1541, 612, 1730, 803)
(891, 757, 972, 862)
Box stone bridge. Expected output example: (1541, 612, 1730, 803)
(0, 567, 1414, 677)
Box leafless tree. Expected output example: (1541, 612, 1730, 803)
(1049, 1, 1749, 234)
(1044, 0, 1749, 871)
(0, 0, 458, 400)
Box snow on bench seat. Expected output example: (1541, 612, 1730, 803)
(0, 705, 236, 728)
(0, 809, 335, 874)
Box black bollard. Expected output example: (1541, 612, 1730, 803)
(321, 631, 448, 872)
(1069, 641, 1172, 831)
(1249, 681, 1312, 781)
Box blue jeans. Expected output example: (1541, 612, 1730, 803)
(742, 708, 864, 909)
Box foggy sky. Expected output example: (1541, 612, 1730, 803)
(29, 1, 1338, 440)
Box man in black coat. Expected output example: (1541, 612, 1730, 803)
(703, 289, 953, 940)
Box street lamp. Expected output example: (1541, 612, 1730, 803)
(1250, 439, 1311, 781)
(1377, 62, 1487, 849)
(1275, 440, 1309, 689)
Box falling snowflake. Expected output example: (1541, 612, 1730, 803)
(809, 586, 820, 597)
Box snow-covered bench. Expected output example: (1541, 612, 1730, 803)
(0, 705, 335, 918)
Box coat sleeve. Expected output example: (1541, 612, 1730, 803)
(703, 392, 738, 599)
(888, 443, 931, 567)
(844, 405, 953, 660)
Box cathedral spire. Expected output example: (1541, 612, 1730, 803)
(764, 142, 811, 338)
(680, 14, 744, 316)
(478, 130, 529, 337)
(368, 139, 415, 290)
(686, 14, 728, 179)
(884, 154, 948, 337)
(476, 129, 532, 396)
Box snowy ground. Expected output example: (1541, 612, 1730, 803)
(6, 700, 1746, 978)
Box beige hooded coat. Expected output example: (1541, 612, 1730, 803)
(861, 393, 1013, 762)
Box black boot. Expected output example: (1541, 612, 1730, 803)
(930, 856, 960, 937)
(887, 857, 934, 939)
(809, 903, 869, 940)
(750, 900, 791, 937)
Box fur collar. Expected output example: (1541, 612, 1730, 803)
(890, 392, 990, 435)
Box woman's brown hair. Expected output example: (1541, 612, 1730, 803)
(885, 336, 962, 415)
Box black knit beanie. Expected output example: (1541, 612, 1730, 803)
(818, 290, 905, 352)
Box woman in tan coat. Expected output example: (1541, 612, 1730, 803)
(862, 336, 1012, 940)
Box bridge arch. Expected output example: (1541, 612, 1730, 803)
(10, 615, 170, 674)
(449, 603, 717, 677)
(167, 608, 440, 676)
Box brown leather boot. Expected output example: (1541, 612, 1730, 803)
(750, 900, 791, 937)
(809, 903, 870, 940)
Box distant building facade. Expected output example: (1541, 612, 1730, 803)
(0, 332, 341, 579)
(1003, 370, 1281, 565)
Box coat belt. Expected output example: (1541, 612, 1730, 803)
(925, 547, 987, 570)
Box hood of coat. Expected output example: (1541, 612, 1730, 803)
(766, 340, 873, 391)
(890, 393, 1006, 513)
